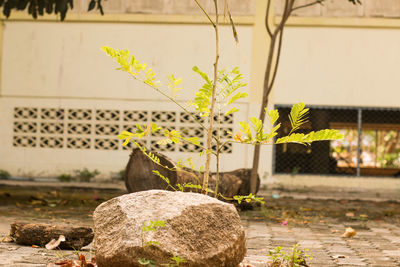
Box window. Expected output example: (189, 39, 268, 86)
(273, 105, 400, 177)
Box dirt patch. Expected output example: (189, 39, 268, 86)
(254, 196, 400, 226)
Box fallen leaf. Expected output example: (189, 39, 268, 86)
(35, 193, 45, 199)
(359, 214, 368, 218)
(331, 229, 339, 233)
(50, 190, 60, 197)
(45, 235, 66, 250)
(345, 212, 354, 217)
(54, 256, 97, 267)
(342, 227, 356, 238)
(59, 200, 68, 206)
(32, 245, 40, 248)
(332, 254, 346, 259)
(55, 259, 81, 267)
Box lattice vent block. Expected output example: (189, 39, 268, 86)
(67, 138, 91, 149)
(212, 127, 233, 139)
(11, 106, 235, 153)
(96, 110, 120, 121)
(40, 122, 64, 134)
(179, 143, 204, 153)
(212, 143, 232, 154)
(95, 124, 119, 135)
(13, 136, 36, 147)
(123, 110, 148, 122)
(67, 123, 91, 135)
(40, 137, 63, 148)
(14, 107, 38, 119)
(95, 138, 119, 150)
(67, 109, 92, 120)
(180, 112, 205, 124)
(41, 108, 64, 120)
(213, 113, 234, 124)
(122, 124, 136, 133)
(14, 122, 37, 133)
(152, 111, 176, 123)
(179, 126, 204, 138)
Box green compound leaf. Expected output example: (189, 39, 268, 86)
(276, 129, 344, 145)
(288, 102, 309, 134)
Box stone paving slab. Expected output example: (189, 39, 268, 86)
(242, 218, 400, 267)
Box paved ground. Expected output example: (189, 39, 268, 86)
(242, 216, 400, 266)
(0, 180, 400, 266)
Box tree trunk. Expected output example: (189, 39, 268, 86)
(125, 148, 260, 198)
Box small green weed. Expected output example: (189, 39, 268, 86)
(139, 220, 186, 267)
(74, 168, 100, 182)
(268, 244, 312, 267)
(162, 255, 187, 267)
(141, 220, 166, 247)
(0, 169, 10, 179)
(57, 173, 74, 182)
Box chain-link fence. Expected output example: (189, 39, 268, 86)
(273, 105, 400, 177)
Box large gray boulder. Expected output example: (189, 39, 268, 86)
(93, 190, 246, 267)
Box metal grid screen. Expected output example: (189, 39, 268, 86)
(273, 105, 400, 177)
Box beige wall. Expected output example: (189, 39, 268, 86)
(275, 0, 400, 18)
(0, 21, 254, 178)
(273, 26, 400, 108)
(1, 22, 252, 101)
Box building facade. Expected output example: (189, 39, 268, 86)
(0, 0, 399, 189)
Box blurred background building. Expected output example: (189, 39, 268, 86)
(0, 0, 399, 189)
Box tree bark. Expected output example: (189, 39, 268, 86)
(125, 148, 260, 198)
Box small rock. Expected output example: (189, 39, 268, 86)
(93, 190, 246, 267)
(342, 227, 356, 238)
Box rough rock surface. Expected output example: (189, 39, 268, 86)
(93, 190, 246, 267)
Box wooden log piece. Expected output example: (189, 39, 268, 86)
(124, 148, 260, 198)
(10, 222, 93, 250)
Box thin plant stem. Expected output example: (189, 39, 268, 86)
(214, 104, 222, 197)
(265, 0, 273, 37)
(202, 0, 220, 193)
(292, 0, 323, 11)
(193, 0, 216, 27)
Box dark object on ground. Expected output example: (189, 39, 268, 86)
(124, 148, 260, 198)
(10, 222, 93, 250)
